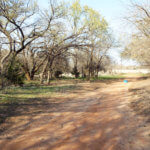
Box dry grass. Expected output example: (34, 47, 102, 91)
(129, 78, 150, 122)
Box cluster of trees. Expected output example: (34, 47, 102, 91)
(0, 0, 114, 86)
(122, 0, 150, 66)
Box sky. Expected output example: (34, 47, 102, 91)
(38, 0, 137, 66)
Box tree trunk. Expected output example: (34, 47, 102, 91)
(91, 69, 95, 78)
(40, 73, 44, 84)
(40, 60, 49, 84)
(88, 65, 91, 80)
(30, 74, 34, 80)
(0, 75, 4, 89)
(30, 70, 35, 80)
(96, 69, 99, 78)
(25, 72, 31, 81)
(81, 67, 84, 78)
(46, 59, 54, 84)
(47, 71, 50, 85)
(0, 63, 4, 74)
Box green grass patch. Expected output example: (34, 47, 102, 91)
(92, 75, 125, 81)
(0, 84, 79, 124)
(0, 84, 78, 104)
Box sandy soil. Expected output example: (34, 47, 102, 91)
(0, 80, 150, 150)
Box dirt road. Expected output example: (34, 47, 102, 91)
(0, 81, 150, 150)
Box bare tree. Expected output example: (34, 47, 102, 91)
(0, 0, 55, 72)
(122, 0, 150, 65)
(0, 0, 113, 85)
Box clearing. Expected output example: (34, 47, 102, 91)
(0, 79, 150, 150)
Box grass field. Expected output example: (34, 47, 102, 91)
(0, 84, 78, 103)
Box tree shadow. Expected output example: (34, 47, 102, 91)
(0, 80, 149, 150)
(130, 90, 150, 123)
(0, 89, 149, 150)
(0, 84, 80, 126)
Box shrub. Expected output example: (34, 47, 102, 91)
(5, 58, 25, 86)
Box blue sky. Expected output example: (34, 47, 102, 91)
(38, 0, 136, 66)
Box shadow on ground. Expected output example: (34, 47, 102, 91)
(130, 89, 150, 123)
(0, 81, 149, 150)
(0, 84, 79, 127)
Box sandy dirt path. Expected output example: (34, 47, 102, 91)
(0, 81, 150, 150)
